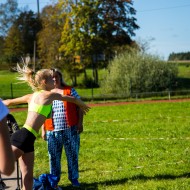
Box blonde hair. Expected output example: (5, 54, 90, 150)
(16, 63, 53, 91)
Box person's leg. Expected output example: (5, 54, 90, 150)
(18, 151, 34, 190)
(63, 126, 80, 182)
(10, 128, 35, 190)
(47, 131, 63, 180)
(70, 126, 80, 184)
(12, 145, 24, 160)
(0, 145, 19, 188)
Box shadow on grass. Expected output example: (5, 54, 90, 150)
(59, 173, 190, 189)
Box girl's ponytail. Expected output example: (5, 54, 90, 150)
(16, 63, 37, 91)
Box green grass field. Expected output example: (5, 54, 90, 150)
(1, 62, 190, 100)
(1, 64, 190, 102)
(0, 70, 102, 99)
(11, 101, 190, 189)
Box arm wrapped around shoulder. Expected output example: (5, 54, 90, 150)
(74, 98, 90, 114)
(61, 95, 90, 114)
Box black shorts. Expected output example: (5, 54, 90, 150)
(11, 128, 36, 153)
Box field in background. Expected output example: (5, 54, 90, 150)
(0, 69, 104, 99)
(1, 61, 190, 100)
(11, 101, 190, 189)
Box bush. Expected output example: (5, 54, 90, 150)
(101, 52, 178, 96)
(80, 76, 99, 88)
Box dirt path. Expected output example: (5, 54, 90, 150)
(9, 98, 190, 112)
(88, 98, 190, 107)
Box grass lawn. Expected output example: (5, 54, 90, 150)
(0, 70, 101, 99)
(11, 101, 190, 189)
(1, 64, 190, 99)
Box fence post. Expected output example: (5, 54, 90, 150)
(168, 91, 171, 100)
(136, 93, 138, 100)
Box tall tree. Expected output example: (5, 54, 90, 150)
(98, 0, 139, 50)
(0, 36, 6, 64)
(58, 0, 89, 85)
(4, 10, 41, 62)
(37, 4, 64, 68)
(4, 24, 23, 59)
(0, 0, 19, 36)
(58, 0, 139, 85)
(0, 36, 4, 55)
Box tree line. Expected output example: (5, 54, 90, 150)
(0, 0, 139, 86)
(168, 52, 190, 61)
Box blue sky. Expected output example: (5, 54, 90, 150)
(13, 0, 190, 60)
(133, 0, 190, 60)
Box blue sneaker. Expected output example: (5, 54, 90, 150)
(71, 179, 80, 187)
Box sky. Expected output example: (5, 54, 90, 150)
(11, 0, 190, 60)
(133, 0, 190, 60)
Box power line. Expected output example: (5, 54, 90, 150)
(0, 1, 49, 6)
(138, 4, 190, 13)
(17, 1, 50, 6)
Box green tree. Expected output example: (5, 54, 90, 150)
(3, 10, 41, 63)
(3, 24, 23, 64)
(101, 51, 178, 96)
(98, 0, 139, 46)
(0, 36, 4, 56)
(0, 36, 6, 64)
(58, 0, 139, 85)
(58, 0, 92, 85)
(38, 4, 63, 68)
(168, 52, 190, 61)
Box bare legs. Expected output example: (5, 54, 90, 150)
(12, 146, 34, 190)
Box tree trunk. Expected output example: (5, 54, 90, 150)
(71, 73, 77, 86)
(94, 68, 98, 84)
(84, 69, 87, 81)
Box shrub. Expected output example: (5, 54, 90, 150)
(81, 76, 99, 88)
(101, 52, 178, 96)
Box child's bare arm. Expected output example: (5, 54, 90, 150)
(3, 94, 32, 106)
(0, 117, 15, 175)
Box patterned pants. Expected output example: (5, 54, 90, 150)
(46, 126, 80, 181)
